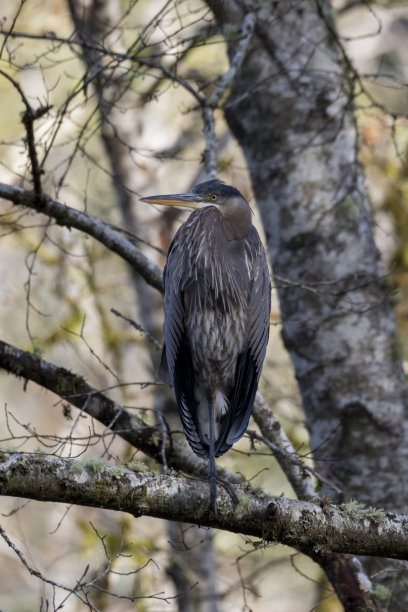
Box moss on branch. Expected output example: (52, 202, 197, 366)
(0, 451, 407, 561)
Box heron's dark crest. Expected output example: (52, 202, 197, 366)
(191, 179, 242, 200)
(140, 180, 271, 515)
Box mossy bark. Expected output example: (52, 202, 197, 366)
(1, 452, 408, 561)
(206, 0, 408, 608)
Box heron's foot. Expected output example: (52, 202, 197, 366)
(178, 470, 209, 484)
(214, 475, 238, 506)
(178, 471, 238, 516)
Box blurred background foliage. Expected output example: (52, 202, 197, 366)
(0, 0, 407, 610)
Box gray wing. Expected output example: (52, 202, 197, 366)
(216, 229, 271, 454)
(160, 231, 208, 458)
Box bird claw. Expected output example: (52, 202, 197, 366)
(178, 470, 238, 516)
(214, 475, 239, 506)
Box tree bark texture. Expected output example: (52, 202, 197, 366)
(1, 451, 408, 561)
(206, 0, 408, 607)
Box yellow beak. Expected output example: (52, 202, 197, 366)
(140, 193, 203, 209)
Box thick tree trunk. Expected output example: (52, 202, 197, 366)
(207, 0, 408, 607)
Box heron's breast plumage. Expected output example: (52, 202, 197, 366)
(176, 209, 252, 441)
(181, 210, 249, 384)
(185, 306, 246, 386)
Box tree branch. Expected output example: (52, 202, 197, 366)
(0, 451, 407, 562)
(253, 392, 317, 499)
(0, 338, 240, 484)
(0, 182, 163, 293)
(0, 70, 52, 202)
(201, 13, 255, 179)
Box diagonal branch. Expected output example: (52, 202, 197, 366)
(0, 182, 163, 292)
(0, 338, 241, 484)
(0, 451, 407, 562)
(253, 392, 316, 499)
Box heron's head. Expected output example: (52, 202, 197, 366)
(140, 179, 252, 237)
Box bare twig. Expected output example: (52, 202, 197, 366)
(111, 308, 163, 351)
(0, 0, 27, 60)
(0, 70, 52, 201)
(0, 524, 93, 608)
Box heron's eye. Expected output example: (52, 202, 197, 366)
(210, 194, 217, 201)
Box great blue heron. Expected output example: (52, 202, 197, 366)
(141, 179, 271, 515)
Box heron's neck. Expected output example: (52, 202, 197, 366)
(220, 196, 252, 239)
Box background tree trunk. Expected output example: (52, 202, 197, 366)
(207, 0, 408, 606)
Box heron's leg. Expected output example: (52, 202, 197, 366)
(178, 393, 238, 513)
(207, 393, 217, 516)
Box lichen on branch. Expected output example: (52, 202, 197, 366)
(0, 451, 407, 562)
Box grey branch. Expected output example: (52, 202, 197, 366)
(0, 70, 49, 201)
(0, 524, 91, 607)
(202, 106, 218, 179)
(253, 392, 317, 499)
(0, 182, 163, 293)
(207, 13, 255, 109)
(1, 451, 408, 561)
(202, 13, 255, 179)
(0, 338, 241, 484)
